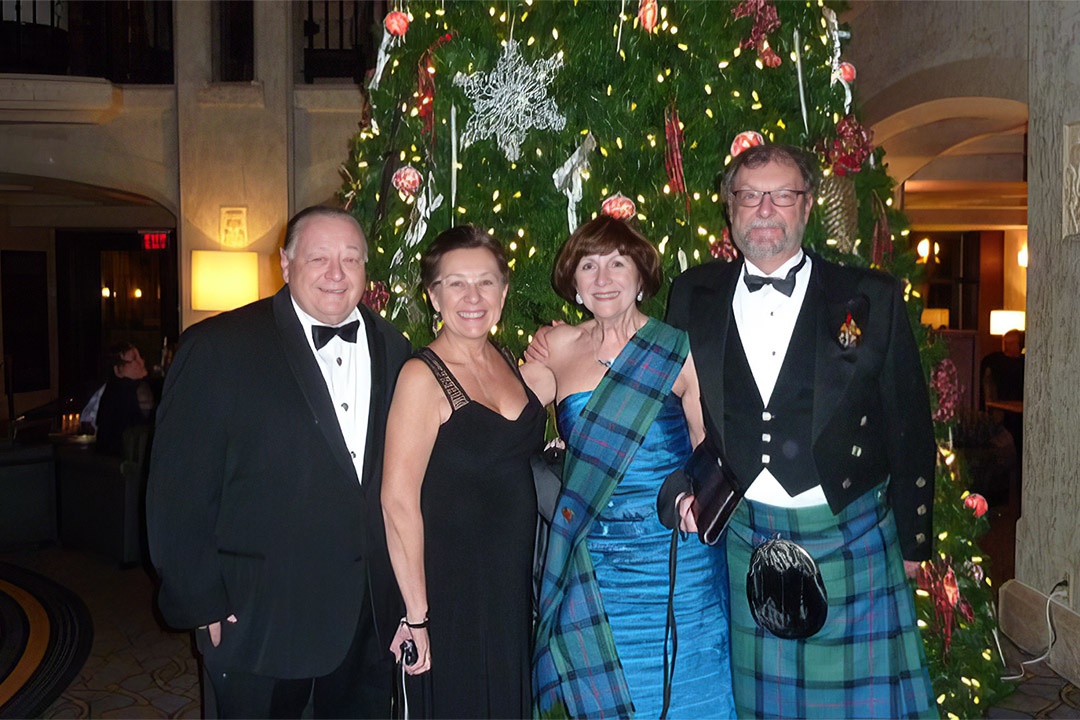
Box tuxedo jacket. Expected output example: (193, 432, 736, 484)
(147, 285, 411, 678)
(665, 251, 935, 561)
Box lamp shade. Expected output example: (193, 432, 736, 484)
(921, 308, 949, 328)
(989, 310, 1025, 336)
(192, 250, 259, 311)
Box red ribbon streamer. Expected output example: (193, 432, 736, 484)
(664, 101, 690, 216)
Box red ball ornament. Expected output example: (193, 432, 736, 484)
(385, 10, 409, 38)
(391, 165, 422, 196)
(730, 130, 764, 158)
(964, 493, 989, 518)
(638, 0, 659, 33)
(602, 194, 636, 220)
(838, 62, 856, 83)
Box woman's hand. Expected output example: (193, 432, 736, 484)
(677, 492, 699, 534)
(390, 622, 432, 675)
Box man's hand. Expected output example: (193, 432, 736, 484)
(904, 560, 922, 579)
(202, 614, 238, 647)
(523, 322, 563, 364)
(677, 492, 698, 534)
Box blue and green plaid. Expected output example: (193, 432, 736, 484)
(726, 483, 937, 719)
(534, 319, 689, 719)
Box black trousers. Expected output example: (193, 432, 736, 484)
(201, 603, 392, 719)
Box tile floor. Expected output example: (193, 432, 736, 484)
(2, 545, 1077, 720)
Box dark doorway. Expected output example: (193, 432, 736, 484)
(56, 230, 178, 409)
(1, 250, 51, 394)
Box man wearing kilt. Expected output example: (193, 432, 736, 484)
(661, 143, 937, 719)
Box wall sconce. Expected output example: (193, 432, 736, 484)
(989, 310, 1025, 336)
(1017, 245, 1028, 268)
(920, 308, 949, 328)
(916, 238, 940, 264)
(192, 250, 259, 311)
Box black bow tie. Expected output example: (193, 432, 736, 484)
(743, 255, 807, 297)
(312, 320, 360, 349)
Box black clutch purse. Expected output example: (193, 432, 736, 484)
(684, 440, 745, 546)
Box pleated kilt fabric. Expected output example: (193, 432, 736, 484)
(726, 483, 938, 719)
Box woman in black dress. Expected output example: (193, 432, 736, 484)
(382, 226, 545, 718)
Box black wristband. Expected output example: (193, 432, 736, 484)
(404, 616, 429, 629)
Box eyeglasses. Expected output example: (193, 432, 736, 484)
(730, 189, 808, 208)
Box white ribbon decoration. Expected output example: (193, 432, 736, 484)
(822, 7, 853, 113)
(793, 29, 809, 136)
(552, 132, 597, 233)
(389, 173, 443, 320)
(368, 27, 392, 92)
(451, 104, 458, 210)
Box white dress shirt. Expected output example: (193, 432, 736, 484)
(291, 299, 371, 482)
(733, 251, 828, 508)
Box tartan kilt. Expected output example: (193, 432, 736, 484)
(726, 483, 938, 719)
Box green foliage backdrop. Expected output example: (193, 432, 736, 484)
(340, 2, 1013, 717)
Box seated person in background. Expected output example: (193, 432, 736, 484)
(981, 329, 1024, 407)
(980, 328, 1025, 470)
(95, 342, 154, 455)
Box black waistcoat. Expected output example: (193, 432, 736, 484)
(723, 291, 821, 496)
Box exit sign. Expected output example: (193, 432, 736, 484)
(142, 232, 169, 250)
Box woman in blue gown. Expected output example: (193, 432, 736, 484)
(524, 216, 735, 719)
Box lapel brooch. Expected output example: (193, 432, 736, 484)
(838, 312, 862, 349)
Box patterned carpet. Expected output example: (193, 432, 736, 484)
(0, 548, 199, 718)
(0, 562, 93, 718)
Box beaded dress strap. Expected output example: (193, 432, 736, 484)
(414, 347, 469, 411)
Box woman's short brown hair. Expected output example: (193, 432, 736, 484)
(420, 225, 510, 290)
(551, 216, 663, 303)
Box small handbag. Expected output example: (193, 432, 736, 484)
(684, 440, 745, 546)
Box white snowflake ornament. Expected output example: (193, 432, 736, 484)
(453, 39, 566, 162)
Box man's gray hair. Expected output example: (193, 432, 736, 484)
(721, 144, 820, 200)
(282, 206, 368, 260)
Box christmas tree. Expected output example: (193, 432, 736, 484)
(340, 1, 1011, 716)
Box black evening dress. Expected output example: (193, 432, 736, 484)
(406, 346, 545, 719)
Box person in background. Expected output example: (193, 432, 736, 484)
(660, 143, 937, 718)
(981, 329, 1024, 409)
(147, 206, 411, 718)
(523, 216, 735, 719)
(382, 226, 544, 718)
(94, 342, 154, 455)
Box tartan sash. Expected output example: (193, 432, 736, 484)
(534, 319, 689, 719)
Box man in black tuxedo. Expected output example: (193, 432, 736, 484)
(147, 206, 411, 718)
(661, 145, 937, 718)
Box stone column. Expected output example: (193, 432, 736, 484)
(1017, 0, 1080, 607)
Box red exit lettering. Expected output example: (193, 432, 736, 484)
(143, 232, 169, 250)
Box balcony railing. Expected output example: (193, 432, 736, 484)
(303, 0, 383, 83)
(0, 0, 173, 84)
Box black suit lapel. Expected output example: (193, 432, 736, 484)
(694, 260, 742, 446)
(810, 257, 864, 442)
(359, 304, 387, 488)
(272, 287, 359, 483)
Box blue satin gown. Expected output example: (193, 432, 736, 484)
(557, 390, 736, 719)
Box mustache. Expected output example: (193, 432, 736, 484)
(744, 219, 787, 230)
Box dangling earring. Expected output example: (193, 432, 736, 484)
(431, 311, 442, 335)
(637, 291, 644, 302)
(575, 293, 584, 305)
